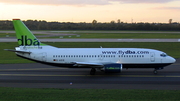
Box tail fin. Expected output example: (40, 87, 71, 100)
(13, 19, 46, 46)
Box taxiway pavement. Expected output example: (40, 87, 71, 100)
(0, 59, 179, 90)
(0, 38, 180, 42)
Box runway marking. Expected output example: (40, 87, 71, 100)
(0, 68, 68, 71)
(1, 74, 180, 77)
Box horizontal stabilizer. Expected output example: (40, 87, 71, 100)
(4, 49, 31, 54)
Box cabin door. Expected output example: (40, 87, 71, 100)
(150, 52, 155, 62)
(41, 52, 47, 62)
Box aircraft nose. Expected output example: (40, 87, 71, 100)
(169, 56, 176, 63)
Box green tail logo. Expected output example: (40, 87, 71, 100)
(13, 19, 47, 46)
(18, 35, 40, 46)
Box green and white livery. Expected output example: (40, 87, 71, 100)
(5, 19, 176, 75)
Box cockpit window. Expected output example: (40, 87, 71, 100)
(160, 53, 167, 57)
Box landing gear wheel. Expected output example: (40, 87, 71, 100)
(90, 68, 96, 75)
(153, 70, 158, 74)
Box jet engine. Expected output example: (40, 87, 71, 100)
(103, 64, 122, 73)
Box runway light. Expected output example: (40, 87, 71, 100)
(70, 82, 72, 85)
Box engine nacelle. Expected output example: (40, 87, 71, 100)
(103, 64, 122, 73)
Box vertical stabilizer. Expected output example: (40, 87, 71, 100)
(13, 19, 47, 46)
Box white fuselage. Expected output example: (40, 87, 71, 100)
(16, 46, 176, 68)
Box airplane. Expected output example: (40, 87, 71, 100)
(5, 19, 176, 75)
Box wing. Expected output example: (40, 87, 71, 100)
(73, 62, 115, 68)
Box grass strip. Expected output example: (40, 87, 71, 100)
(0, 87, 180, 101)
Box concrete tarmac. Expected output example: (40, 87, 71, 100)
(0, 59, 179, 90)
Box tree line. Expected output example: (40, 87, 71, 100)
(0, 20, 180, 31)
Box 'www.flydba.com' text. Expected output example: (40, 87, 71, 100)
(102, 50, 149, 55)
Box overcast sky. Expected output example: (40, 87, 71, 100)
(0, 0, 179, 23)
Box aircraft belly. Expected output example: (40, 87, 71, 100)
(123, 63, 172, 68)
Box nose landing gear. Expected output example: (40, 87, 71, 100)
(153, 70, 158, 74)
(153, 67, 163, 74)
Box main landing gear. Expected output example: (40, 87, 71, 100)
(90, 68, 96, 75)
(153, 70, 158, 74)
(153, 67, 164, 74)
